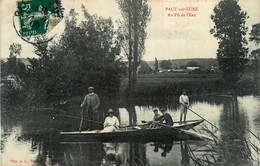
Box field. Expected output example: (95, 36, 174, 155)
(121, 73, 221, 88)
(120, 72, 258, 97)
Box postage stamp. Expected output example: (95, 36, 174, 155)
(16, 0, 63, 37)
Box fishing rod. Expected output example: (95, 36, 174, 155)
(58, 114, 134, 129)
(58, 114, 103, 124)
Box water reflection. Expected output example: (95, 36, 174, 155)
(180, 141, 190, 166)
(152, 141, 173, 157)
(1, 126, 39, 166)
(1, 95, 260, 165)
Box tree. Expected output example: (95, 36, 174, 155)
(117, 0, 151, 93)
(155, 57, 158, 73)
(139, 61, 152, 74)
(160, 60, 172, 69)
(187, 61, 199, 67)
(249, 23, 260, 81)
(1, 60, 8, 78)
(26, 8, 126, 106)
(9, 43, 22, 58)
(7, 43, 23, 75)
(210, 0, 249, 86)
(249, 23, 260, 45)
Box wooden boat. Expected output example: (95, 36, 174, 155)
(60, 119, 207, 142)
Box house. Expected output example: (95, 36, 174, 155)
(186, 67, 200, 70)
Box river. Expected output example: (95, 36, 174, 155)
(1, 95, 260, 166)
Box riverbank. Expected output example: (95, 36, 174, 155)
(120, 73, 259, 97)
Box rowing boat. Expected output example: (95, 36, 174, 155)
(60, 119, 205, 142)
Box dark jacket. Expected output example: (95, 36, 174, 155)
(155, 113, 174, 126)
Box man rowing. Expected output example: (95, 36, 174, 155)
(155, 108, 174, 126)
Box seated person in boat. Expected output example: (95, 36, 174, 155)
(153, 109, 161, 120)
(155, 108, 174, 126)
(101, 109, 120, 132)
(150, 109, 161, 128)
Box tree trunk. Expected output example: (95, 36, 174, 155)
(133, 1, 138, 86)
(128, 0, 133, 93)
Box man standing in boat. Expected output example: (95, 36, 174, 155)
(155, 108, 174, 126)
(81, 86, 100, 130)
(179, 89, 189, 124)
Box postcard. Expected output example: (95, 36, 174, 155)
(1, 0, 260, 165)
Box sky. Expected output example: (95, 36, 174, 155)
(0, 0, 259, 61)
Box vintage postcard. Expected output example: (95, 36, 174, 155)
(1, 0, 260, 165)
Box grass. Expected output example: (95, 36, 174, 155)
(120, 72, 258, 97)
(121, 73, 220, 88)
(121, 73, 221, 87)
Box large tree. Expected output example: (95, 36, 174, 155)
(249, 23, 260, 45)
(26, 7, 126, 106)
(249, 23, 260, 81)
(155, 57, 158, 73)
(117, 0, 151, 93)
(7, 43, 22, 75)
(210, 0, 248, 85)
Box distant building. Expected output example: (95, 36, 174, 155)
(186, 67, 200, 71)
(171, 69, 186, 73)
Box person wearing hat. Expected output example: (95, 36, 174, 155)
(153, 109, 161, 121)
(155, 108, 174, 126)
(149, 109, 161, 128)
(101, 109, 120, 132)
(179, 89, 189, 124)
(80, 86, 100, 130)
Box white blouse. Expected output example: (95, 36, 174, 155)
(103, 116, 120, 128)
(179, 94, 189, 106)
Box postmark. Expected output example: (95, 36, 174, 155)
(16, 0, 63, 37)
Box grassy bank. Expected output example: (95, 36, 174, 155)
(120, 73, 259, 97)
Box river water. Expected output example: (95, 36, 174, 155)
(1, 95, 260, 166)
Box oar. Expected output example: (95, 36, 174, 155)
(151, 121, 214, 141)
(183, 104, 219, 130)
(141, 119, 202, 124)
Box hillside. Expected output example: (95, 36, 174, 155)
(147, 58, 218, 70)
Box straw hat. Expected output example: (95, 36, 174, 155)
(88, 86, 94, 90)
(108, 109, 114, 114)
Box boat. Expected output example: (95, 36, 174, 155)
(60, 119, 207, 142)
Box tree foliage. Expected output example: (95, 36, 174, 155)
(249, 23, 260, 81)
(187, 61, 199, 67)
(249, 23, 260, 45)
(249, 23, 260, 69)
(155, 57, 158, 73)
(210, 0, 248, 84)
(117, 0, 151, 92)
(25, 7, 126, 106)
(160, 60, 172, 69)
(139, 61, 152, 74)
(9, 43, 22, 58)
